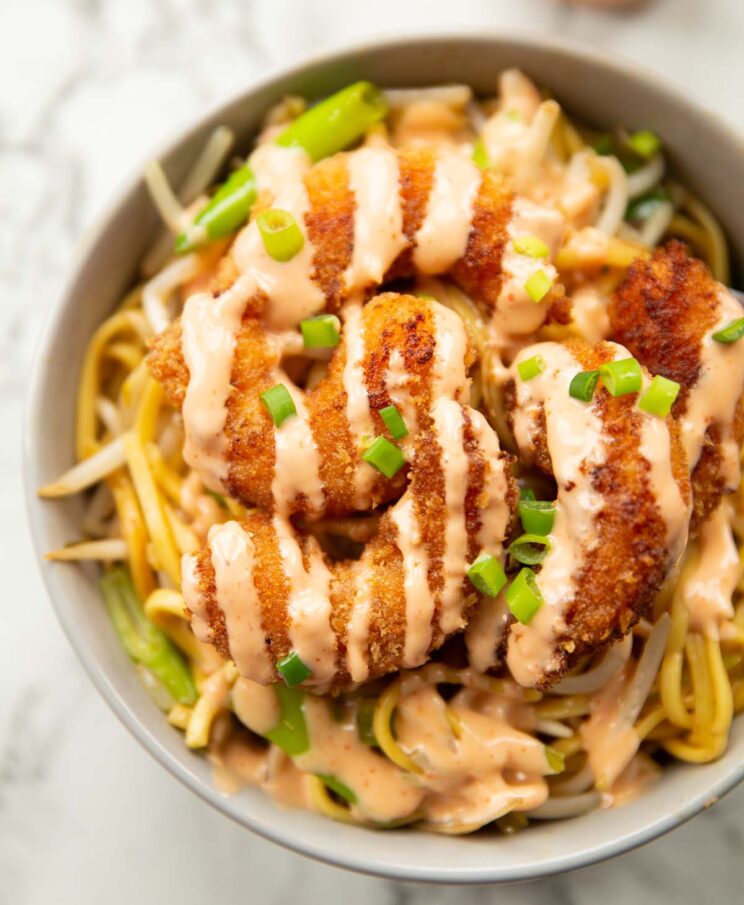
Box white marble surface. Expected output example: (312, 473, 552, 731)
(3, 1, 743, 903)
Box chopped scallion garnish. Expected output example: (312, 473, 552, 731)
(467, 554, 507, 598)
(712, 317, 744, 344)
(519, 487, 536, 502)
(300, 313, 341, 349)
(505, 568, 544, 625)
(276, 651, 312, 687)
(316, 773, 357, 804)
(517, 355, 546, 382)
(260, 383, 297, 426)
(508, 533, 552, 566)
(518, 500, 555, 536)
(175, 165, 257, 252)
(569, 369, 600, 403)
(638, 375, 681, 418)
(513, 236, 549, 258)
(599, 358, 643, 397)
(524, 269, 553, 303)
(257, 208, 305, 262)
(265, 685, 310, 755)
(472, 138, 489, 170)
(362, 436, 405, 478)
(378, 404, 408, 440)
(627, 129, 662, 159)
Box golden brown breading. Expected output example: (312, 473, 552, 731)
(609, 241, 744, 530)
(504, 338, 691, 687)
(188, 414, 516, 690)
(149, 293, 473, 517)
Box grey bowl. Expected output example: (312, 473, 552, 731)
(24, 32, 744, 884)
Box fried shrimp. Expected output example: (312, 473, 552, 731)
(609, 242, 744, 530)
(149, 292, 476, 517)
(182, 397, 516, 691)
(467, 338, 692, 689)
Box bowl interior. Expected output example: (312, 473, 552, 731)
(25, 34, 744, 884)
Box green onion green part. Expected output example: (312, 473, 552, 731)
(627, 129, 662, 159)
(175, 164, 257, 252)
(256, 208, 305, 262)
(569, 369, 600, 403)
(712, 317, 744, 344)
(505, 568, 544, 625)
(316, 773, 358, 804)
(524, 269, 553, 303)
(276, 651, 312, 687)
(362, 436, 406, 478)
(519, 487, 536, 502)
(513, 236, 550, 258)
(466, 554, 507, 598)
(472, 138, 489, 170)
(275, 81, 388, 163)
(260, 383, 297, 427)
(101, 568, 196, 705)
(599, 358, 643, 397)
(517, 355, 546, 382)
(625, 186, 671, 222)
(593, 133, 615, 156)
(266, 685, 310, 755)
(545, 746, 566, 774)
(508, 533, 552, 566)
(638, 375, 681, 418)
(356, 698, 378, 747)
(300, 313, 341, 349)
(378, 404, 408, 440)
(518, 499, 555, 536)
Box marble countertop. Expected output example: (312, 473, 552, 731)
(2, 1, 743, 903)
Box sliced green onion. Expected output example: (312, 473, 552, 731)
(256, 208, 305, 262)
(599, 358, 643, 397)
(276, 81, 388, 163)
(712, 317, 744, 344)
(627, 129, 662, 159)
(466, 554, 507, 598)
(508, 533, 552, 566)
(517, 355, 546, 382)
(519, 487, 536, 502)
(638, 375, 681, 418)
(101, 568, 196, 705)
(518, 500, 555, 536)
(316, 773, 357, 804)
(205, 489, 228, 508)
(472, 138, 489, 170)
(512, 236, 550, 258)
(276, 651, 312, 687)
(545, 746, 566, 774)
(524, 269, 553, 303)
(362, 436, 405, 478)
(176, 164, 257, 252)
(378, 405, 408, 440)
(505, 568, 544, 625)
(593, 133, 615, 156)
(266, 685, 309, 756)
(300, 313, 341, 349)
(356, 698, 378, 747)
(625, 186, 671, 222)
(260, 383, 297, 427)
(569, 369, 600, 403)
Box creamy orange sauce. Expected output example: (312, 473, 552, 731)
(396, 686, 549, 829)
(182, 549, 213, 645)
(393, 494, 434, 668)
(413, 151, 481, 273)
(208, 522, 274, 683)
(683, 499, 741, 638)
(681, 288, 744, 489)
(493, 199, 565, 337)
(345, 561, 374, 683)
(581, 666, 639, 791)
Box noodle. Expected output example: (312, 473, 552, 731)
(38, 73, 744, 836)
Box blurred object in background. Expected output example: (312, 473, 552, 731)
(563, 0, 650, 8)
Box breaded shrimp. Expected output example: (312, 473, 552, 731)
(474, 337, 691, 689)
(149, 293, 474, 517)
(609, 242, 744, 530)
(183, 401, 517, 691)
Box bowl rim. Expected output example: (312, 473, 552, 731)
(23, 28, 744, 885)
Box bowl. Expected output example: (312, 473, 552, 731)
(24, 32, 744, 884)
